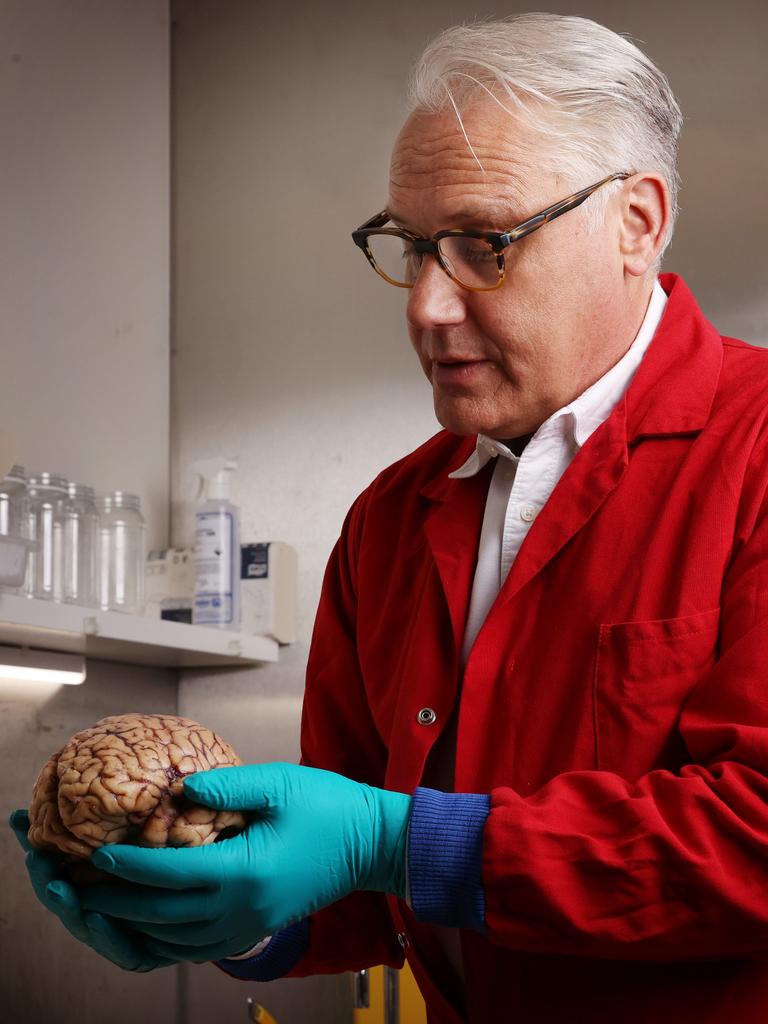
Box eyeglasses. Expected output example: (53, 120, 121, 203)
(352, 171, 633, 292)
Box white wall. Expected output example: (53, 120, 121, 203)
(0, 3, 174, 1022)
(1, 0, 170, 548)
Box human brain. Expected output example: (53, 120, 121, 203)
(28, 713, 245, 858)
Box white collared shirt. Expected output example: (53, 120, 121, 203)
(453, 280, 668, 665)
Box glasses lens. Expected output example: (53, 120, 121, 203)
(438, 236, 500, 289)
(366, 233, 420, 286)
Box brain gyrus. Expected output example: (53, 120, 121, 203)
(27, 713, 245, 857)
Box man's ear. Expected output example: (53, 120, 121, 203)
(618, 172, 670, 277)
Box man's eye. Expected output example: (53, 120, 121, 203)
(455, 240, 496, 263)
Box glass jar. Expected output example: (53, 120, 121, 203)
(63, 483, 98, 607)
(97, 492, 146, 614)
(25, 472, 69, 601)
(0, 465, 29, 537)
(0, 465, 33, 594)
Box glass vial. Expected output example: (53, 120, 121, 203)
(63, 483, 98, 607)
(0, 465, 28, 538)
(25, 472, 68, 601)
(96, 492, 146, 614)
(0, 465, 31, 595)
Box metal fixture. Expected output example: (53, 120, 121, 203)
(384, 966, 400, 1024)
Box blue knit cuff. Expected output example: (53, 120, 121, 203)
(216, 919, 310, 981)
(408, 787, 489, 931)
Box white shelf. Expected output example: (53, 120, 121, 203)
(0, 593, 279, 669)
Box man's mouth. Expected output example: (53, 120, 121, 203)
(431, 358, 490, 386)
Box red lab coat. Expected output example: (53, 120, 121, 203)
(290, 274, 768, 1022)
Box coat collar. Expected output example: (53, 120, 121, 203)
(624, 272, 723, 444)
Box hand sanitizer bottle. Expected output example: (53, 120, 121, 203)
(192, 458, 240, 629)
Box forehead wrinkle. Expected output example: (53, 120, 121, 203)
(391, 140, 530, 175)
(390, 159, 527, 184)
(388, 169, 530, 228)
(390, 167, 528, 197)
(390, 149, 533, 211)
(392, 108, 539, 182)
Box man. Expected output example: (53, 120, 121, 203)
(12, 13, 768, 1023)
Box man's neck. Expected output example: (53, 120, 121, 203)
(502, 434, 533, 457)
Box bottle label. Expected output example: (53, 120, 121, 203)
(241, 542, 269, 579)
(194, 511, 235, 625)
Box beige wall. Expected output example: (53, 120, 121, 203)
(0, 2, 174, 1022)
(1, 0, 170, 547)
(170, 1, 767, 1021)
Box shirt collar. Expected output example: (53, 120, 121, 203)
(449, 279, 668, 480)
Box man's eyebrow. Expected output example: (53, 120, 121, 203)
(386, 210, 409, 228)
(387, 204, 525, 232)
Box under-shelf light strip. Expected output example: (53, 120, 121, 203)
(0, 646, 86, 685)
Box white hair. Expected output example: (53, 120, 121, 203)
(407, 14, 684, 267)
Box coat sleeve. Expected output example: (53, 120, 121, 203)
(469, 436, 768, 960)
(284, 487, 406, 977)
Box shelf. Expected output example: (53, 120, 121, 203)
(0, 593, 279, 669)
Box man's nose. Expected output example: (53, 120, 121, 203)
(406, 254, 467, 331)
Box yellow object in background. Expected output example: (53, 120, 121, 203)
(400, 961, 428, 1023)
(352, 962, 427, 1024)
(246, 997, 279, 1024)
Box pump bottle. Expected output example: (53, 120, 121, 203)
(192, 458, 240, 629)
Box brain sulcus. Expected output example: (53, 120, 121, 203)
(27, 713, 245, 858)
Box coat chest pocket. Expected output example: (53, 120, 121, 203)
(593, 607, 720, 780)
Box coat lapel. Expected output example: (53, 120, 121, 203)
(499, 397, 630, 605)
(420, 443, 494, 660)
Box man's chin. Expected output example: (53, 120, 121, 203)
(434, 395, 537, 440)
(434, 405, 502, 438)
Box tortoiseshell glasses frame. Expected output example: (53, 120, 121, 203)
(352, 171, 635, 292)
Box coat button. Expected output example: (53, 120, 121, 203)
(417, 707, 437, 726)
(397, 931, 410, 949)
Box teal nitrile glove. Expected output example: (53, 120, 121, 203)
(77, 763, 411, 964)
(8, 809, 174, 973)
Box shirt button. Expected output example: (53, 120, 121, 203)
(520, 504, 537, 522)
(397, 931, 410, 949)
(417, 707, 437, 726)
